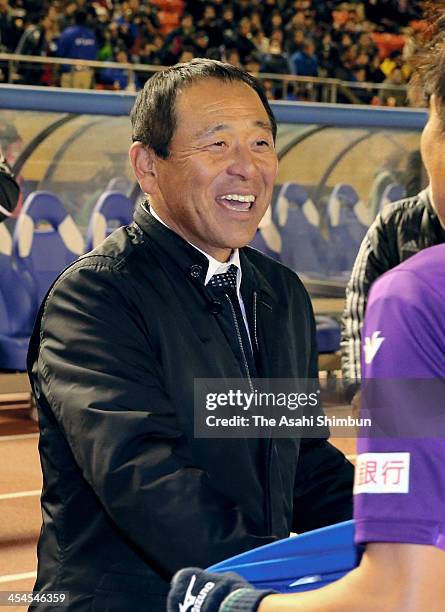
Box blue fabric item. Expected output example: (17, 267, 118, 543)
(57, 25, 97, 60)
(12, 191, 81, 308)
(99, 67, 128, 90)
(277, 183, 329, 277)
(208, 520, 361, 594)
(327, 184, 368, 272)
(85, 190, 134, 252)
(378, 183, 406, 213)
(315, 315, 341, 353)
(249, 230, 281, 262)
(0, 247, 35, 370)
(290, 51, 318, 76)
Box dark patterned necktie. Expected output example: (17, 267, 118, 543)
(208, 264, 238, 289)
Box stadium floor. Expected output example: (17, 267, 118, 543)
(0, 396, 355, 612)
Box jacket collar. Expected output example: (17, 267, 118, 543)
(133, 200, 279, 305)
(133, 200, 211, 285)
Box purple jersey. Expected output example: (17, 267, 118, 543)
(354, 244, 445, 551)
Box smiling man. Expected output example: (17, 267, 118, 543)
(28, 60, 353, 611)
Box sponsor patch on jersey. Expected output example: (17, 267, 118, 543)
(354, 452, 410, 494)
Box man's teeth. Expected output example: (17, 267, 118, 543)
(220, 194, 256, 203)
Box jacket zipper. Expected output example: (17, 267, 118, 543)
(264, 438, 273, 533)
(253, 291, 259, 352)
(224, 293, 254, 393)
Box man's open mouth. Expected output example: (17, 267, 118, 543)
(216, 194, 256, 211)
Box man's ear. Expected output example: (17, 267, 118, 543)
(129, 142, 158, 194)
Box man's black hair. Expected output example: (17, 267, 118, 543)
(130, 58, 277, 159)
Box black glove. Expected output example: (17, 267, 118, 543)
(167, 567, 276, 612)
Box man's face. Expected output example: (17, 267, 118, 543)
(421, 95, 445, 226)
(132, 79, 278, 261)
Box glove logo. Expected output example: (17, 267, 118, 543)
(179, 574, 215, 612)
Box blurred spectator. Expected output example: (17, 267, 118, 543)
(162, 11, 195, 64)
(249, 10, 262, 33)
(264, 10, 283, 38)
(57, 9, 97, 88)
(261, 39, 292, 98)
(138, 35, 165, 66)
(244, 52, 261, 75)
(290, 37, 318, 76)
(316, 31, 339, 77)
(197, 4, 222, 47)
(190, 30, 211, 59)
(0, 0, 18, 53)
(14, 12, 45, 85)
(367, 53, 386, 82)
(0, 0, 424, 105)
(352, 65, 374, 104)
(225, 47, 242, 68)
(136, 35, 165, 87)
(178, 46, 195, 63)
(261, 40, 291, 76)
(233, 17, 256, 62)
(380, 66, 407, 106)
(262, 77, 277, 100)
(285, 28, 306, 55)
(251, 28, 270, 54)
(216, 3, 236, 43)
(99, 48, 129, 90)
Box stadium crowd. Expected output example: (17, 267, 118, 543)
(0, 0, 423, 103)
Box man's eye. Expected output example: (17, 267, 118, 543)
(256, 140, 270, 147)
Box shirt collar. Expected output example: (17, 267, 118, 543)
(149, 205, 242, 293)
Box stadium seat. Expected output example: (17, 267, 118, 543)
(327, 184, 368, 272)
(378, 183, 406, 212)
(315, 315, 341, 353)
(85, 190, 134, 252)
(0, 224, 35, 370)
(12, 191, 84, 308)
(276, 182, 329, 277)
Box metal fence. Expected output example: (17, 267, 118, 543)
(0, 52, 409, 106)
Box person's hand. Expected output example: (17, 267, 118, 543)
(168, 567, 275, 612)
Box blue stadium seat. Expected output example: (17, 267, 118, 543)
(378, 183, 406, 212)
(12, 191, 84, 307)
(0, 224, 35, 370)
(315, 315, 341, 353)
(276, 182, 329, 277)
(249, 229, 281, 261)
(85, 190, 134, 252)
(208, 520, 361, 593)
(327, 184, 368, 272)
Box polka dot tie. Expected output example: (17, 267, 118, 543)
(208, 264, 238, 289)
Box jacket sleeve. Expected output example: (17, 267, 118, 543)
(33, 261, 275, 577)
(340, 213, 395, 389)
(292, 439, 354, 532)
(293, 288, 354, 532)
